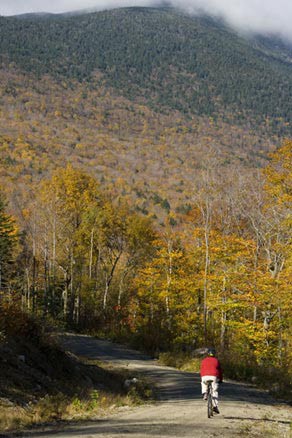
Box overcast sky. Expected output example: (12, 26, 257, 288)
(1, 0, 292, 42)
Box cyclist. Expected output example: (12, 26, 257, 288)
(200, 347, 223, 414)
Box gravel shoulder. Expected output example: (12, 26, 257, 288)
(17, 333, 292, 438)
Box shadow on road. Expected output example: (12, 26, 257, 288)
(59, 334, 282, 406)
(16, 417, 222, 437)
(12, 334, 290, 438)
(59, 334, 152, 363)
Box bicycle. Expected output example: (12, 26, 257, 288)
(206, 380, 214, 418)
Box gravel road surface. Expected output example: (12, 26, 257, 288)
(18, 333, 291, 438)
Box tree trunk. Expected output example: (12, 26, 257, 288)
(43, 237, 49, 316)
(25, 267, 31, 310)
(62, 271, 69, 318)
(89, 228, 94, 279)
(203, 220, 210, 344)
(220, 277, 227, 350)
(103, 275, 109, 311)
(103, 253, 122, 310)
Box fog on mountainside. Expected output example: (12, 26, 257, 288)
(2, 0, 292, 44)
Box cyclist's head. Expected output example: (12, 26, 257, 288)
(207, 348, 216, 357)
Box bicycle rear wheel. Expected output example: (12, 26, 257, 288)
(207, 391, 213, 418)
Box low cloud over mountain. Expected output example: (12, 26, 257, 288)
(1, 0, 292, 42)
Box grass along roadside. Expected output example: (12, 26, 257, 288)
(158, 352, 201, 373)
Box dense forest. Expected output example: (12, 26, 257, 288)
(0, 6, 291, 396)
(0, 7, 291, 135)
(0, 68, 278, 223)
(1, 141, 291, 390)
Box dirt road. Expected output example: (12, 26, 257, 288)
(20, 333, 291, 437)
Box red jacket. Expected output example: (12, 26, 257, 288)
(200, 357, 223, 381)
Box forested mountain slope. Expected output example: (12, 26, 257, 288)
(0, 7, 291, 408)
(0, 68, 277, 219)
(0, 7, 291, 136)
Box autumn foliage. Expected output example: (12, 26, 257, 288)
(0, 140, 291, 393)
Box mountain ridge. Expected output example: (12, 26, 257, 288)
(0, 7, 291, 136)
(0, 6, 291, 218)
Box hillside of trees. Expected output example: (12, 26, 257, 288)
(0, 7, 291, 135)
(1, 141, 291, 396)
(0, 5, 291, 403)
(0, 67, 280, 226)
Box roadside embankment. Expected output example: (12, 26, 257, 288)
(0, 305, 154, 433)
